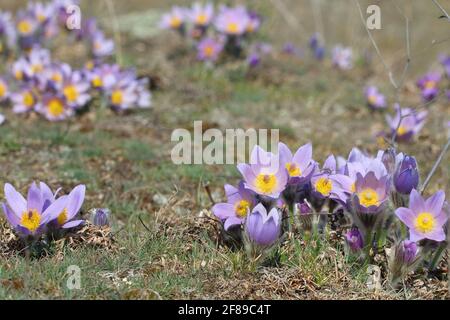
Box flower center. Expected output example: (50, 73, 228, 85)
(23, 92, 34, 107)
(397, 125, 407, 136)
(21, 209, 41, 232)
(368, 94, 378, 105)
(315, 177, 332, 196)
(63, 85, 79, 102)
(285, 162, 301, 177)
(92, 76, 103, 88)
(196, 13, 208, 25)
(51, 72, 63, 83)
(31, 63, 43, 74)
(424, 80, 436, 89)
(255, 174, 277, 194)
(57, 208, 68, 225)
(203, 45, 215, 57)
(234, 200, 251, 218)
(415, 212, 435, 234)
(0, 83, 6, 98)
(170, 17, 182, 28)
(18, 20, 32, 34)
(47, 98, 64, 116)
(111, 90, 123, 105)
(358, 188, 379, 207)
(226, 22, 239, 34)
(350, 182, 356, 193)
(15, 70, 23, 80)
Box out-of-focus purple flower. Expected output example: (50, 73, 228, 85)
(282, 42, 297, 55)
(364, 86, 386, 110)
(0, 78, 9, 102)
(345, 228, 364, 252)
(91, 31, 114, 58)
(386, 104, 428, 142)
(440, 54, 450, 78)
(393, 155, 419, 195)
(35, 93, 73, 121)
(62, 69, 91, 109)
(246, 11, 261, 34)
(309, 33, 325, 60)
(197, 37, 223, 62)
(278, 142, 316, 183)
(108, 76, 139, 111)
(237, 145, 288, 199)
(395, 189, 448, 242)
(247, 52, 260, 67)
(91, 208, 110, 227)
(1, 182, 70, 238)
(212, 182, 255, 230)
(50, 185, 86, 229)
(11, 87, 37, 113)
(245, 203, 281, 246)
(134, 78, 152, 109)
(214, 5, 250, 36)
(160, 6, 185, 30)
(332, 45, 353, 70)
(87, 63, 120, 91)
(27, 1, 54, 24)
(416, 72, 440, 102)
(187, 2, 214, 27)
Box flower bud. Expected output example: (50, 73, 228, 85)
(90, 208, 110, 227)
(394, 155, 419, 195)
(345, 228, 363, 252)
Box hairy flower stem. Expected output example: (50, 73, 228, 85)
(429, 243, 447, 271)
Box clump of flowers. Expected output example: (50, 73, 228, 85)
(211, 142, 449, 286)
(2, 182, 86, 255)
(0, 0, 152, 123)
(160, 3, 262, 64)
(385, 104, 428, 142)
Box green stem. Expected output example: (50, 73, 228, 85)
(429, 243, 446, 271)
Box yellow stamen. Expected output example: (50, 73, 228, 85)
(424, 80, 436, 90)
(111, 90, 123, 105)
(358, 188, 379, 207)
(196, 13, 208, 25)
(23, 92, 34, 107)
(226, 22, 239, 34)
(92, 76, 103, 88)
(203, 45, 214, 57)
(63, 85, 78, 103)
(47, 98, 64, 116)
(170, 17, 182, 28)
(368, 94, 378, 105)
(51, 72, 63, 83)
(57, 208, 68, 225)
(315, 177, 332, 196)
(15, 70, 23, 81)
(235, 200, 251, 218)
(20, 209, 41, 232)
(397, 125, 407, 137)
(350, 182, 356, 193)
(0, 83, 6, 98)
(17, 20, 32, 34)
(31, 63, 43, 74)
(255, 174, 277, 194)
(415, 212, 435, 234)
(285, 162, 301, 177)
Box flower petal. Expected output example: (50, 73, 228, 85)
(4, 183, 26, 217)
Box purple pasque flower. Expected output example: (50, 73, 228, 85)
(91, 31, 114, 58)
(416, 72, 441, 102)
(197, 37, 223, 62)
(107, 77, 139, 111)
(245, 203, 281, 246)
(237, 145, 288, 199)
(91, 208, 110, 227)
(345, 228, 364, 252)
(398, 240, 418, 264)
(395, 189, 448, 242)
(309, 33, 325, 60)
(278, 142, 316, 183)
(0, 11, 17, 51)
(212, 182, 255, 230)
(39, 62, 71, 91)
(393, 155, 419, 195)
(27, 1, 54, 25)
(160, 6, 186, 30)
(187, 2, 214, 27)
(364, 86, 386, 110)
(386, 104, 428, 142)
(247, 53, 261, 68)
(19, 47, 52, 80)
(11, 86, 37, 113)
(352, 171, 390, 214)
(246, 11, 261, 34)
(440, 54, 450, 78)
(1, 183, 68, 238)
(15, 13, 38, 38)
(0, 77, 9, 102)
(214, 5, 250, 36)
(87, 63, 120, 91)
(35, 93, 73, 121)
(50, 184, 85, 229)
(311, 155, 337, 199)
(298, 201, 312, 215)
(62, 69, 91, 109)
(332, 45, 353, 70)
(134, 78, 152, 109)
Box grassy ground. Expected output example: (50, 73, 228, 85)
(0, 0, 449, 299)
